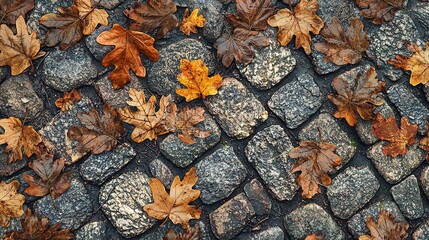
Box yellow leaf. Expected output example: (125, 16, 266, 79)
(0, 180, 25, 227)
(180, 8, 206, 36)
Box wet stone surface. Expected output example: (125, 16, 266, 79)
(420, 165, 429, 198)
(391, 175, 424, 220)
(238, 226, 284, 240)
(75, 221, 107, 240)
(243, 179, 272, 216)
(149, 158, 174, 188)
(412, 3, 429, 41)
(245, 125, 298, 201)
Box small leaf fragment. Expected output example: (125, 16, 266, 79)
(55, 88, 82, 111)
(180, 9, 206, 36)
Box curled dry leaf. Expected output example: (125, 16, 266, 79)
(0, 0, 34, 25)
(0, 117, 42, 162)
(0, 180, 25, 227)
(23, 146, 71, 199)
(163, 224, 202, 240)
(267, 0, 324, 55)
(55, 88, 82, 111)
(354, 0, 405, 25)
(420, 120, 429, 160)
(180, 9, 206, 36)
(371, 113, 418, 157)
(314, 17, 369, 65)
(226, 0, 275, 33)
(68, 104, 124, 155)
(358, 210, 408, 240)
(388, 42, 429, 86)
(39, 0, 108, 50)
(176, 59, 222, 102)
(177, 107, 212, 145)
(4, 208, 74, 240)
(289, 140, 341, 199)
(124, 0, 178, 39)
(328, 66, 385, 127)
(0, 15, 45, 75)
(144, 167, 202, 228)
(96, 24, 159, 89)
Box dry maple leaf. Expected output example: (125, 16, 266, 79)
(226, 0, 275, 33)
(96, 24, 159, 89)
(180, 9, 206, 36)
(144, 167, 202, 228)
(314, 17, 369, 65)
(267, 0, 324, 55)
(23, 146, 71, 199)
(124, 0, 178, 39)
(118, 88, 177, 143)
(388, 42, 429, 86)
(0, 180, 25, 227)
(305, 234, 324, 240)
(358, 210, 408, 240)
(420, 120, 429, 160)
(0, 0, 34, 25)
(4, 208, 74, 240)
(40, 0, 108, 50)
(176, 59, 222, 102)
(289, 140, 341, 199)
(0, 116, 43, 162)
(163, 224, 202, 240)
(214, 28, 270, 67)
(68, 104, 124, 155)
(328, 66, 385, 127)
(371, 113, 418, 157)
(177, 107, 212, 145)
(55, 88, 82, 112)
(0, 15, 45, 75)
(355, 0, 405, 25)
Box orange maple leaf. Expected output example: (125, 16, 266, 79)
(180, 9, 206, 36)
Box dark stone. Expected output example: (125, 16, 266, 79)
(75, 221, 107, 240)
(137, 221, 210, 240)
(413, 219, 429, 240)
(244, 179, 271, 216)
(149, 158, 174, 188)
(238, 226, 285, 240)
(420, 165, 429, 198)
(390, 175, 423, 220)
(0, 148, 27, 177)
(85, 25, 114, 62)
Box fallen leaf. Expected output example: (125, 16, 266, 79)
(0, 0, 34, 25)
(40, 0, 108, 50)
(4, 208, 74, 240)
(358, 210, 408, 240)
(23, 146, 71, 199)
(180, 8, 206, 36)
(354, 0, 405, 24)
(0, 180, 25, 227)
(388, 42, 429, 86)
(305, 234, 324, 240)
(226, 0, 275, 33)
(124, 0, 178, 39)
(96, 24, 159, 89)
(214, 28, 270, 67)
(68, 104, 124, 155)
(328, 66, 385, 126)
(176, 59, 222, 101)
(420, 120, 429, 160)
(177, 107, 212, 145)
(0, 116, 43, 162)
(371, 113, 418, 157)
(55, 88, 82, 111)
(314, 17, 369, 65)
(0, 15, 45, 75)
(163, 224, 202, 240)
(144, 167, 202, 228)
(289, 140, 341, 199)
(118, 88, 177, 143)
(267, 0, 324, 54)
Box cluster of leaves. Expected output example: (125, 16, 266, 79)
(0, 0, 34, 25)
(354, 0, 405, 25)
(163, 224, 202, 240)
(358, 210, 409, 240)
(55, 89, 82, 111)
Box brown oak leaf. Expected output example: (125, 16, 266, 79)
(124, 0, 178, 39)
(144, 167, 202, 228)
(96, 24, 159, 89)
(226, 0, 275, 33)
(355, 0, 405, 24)
(314, 17, 369, 65)
(0, 15, 45, 75)
(420, 120, 429, 160)
(163, 224, 202, 240)
(289, 140, 341, 199)
(328, 66, 385, 126)
(358, 210, 408, 240)
(176, 59, 222, 102)
(267, 0, 324, 54)
(177, 107, 212, 145)
(23, 146, 71, 199)
(0, 0, 34, 25)
(0, 180, 25, 227)
(40, 0, 108, 50)
(68, 104, 124, 155)
(371, 113, 418, 157)
(388, 42, 429, 86)
(0, 116, 42, 162)
(55, 88, 82, 111)
(180, 9, 206, 36)
(4, 208, 74, 240)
